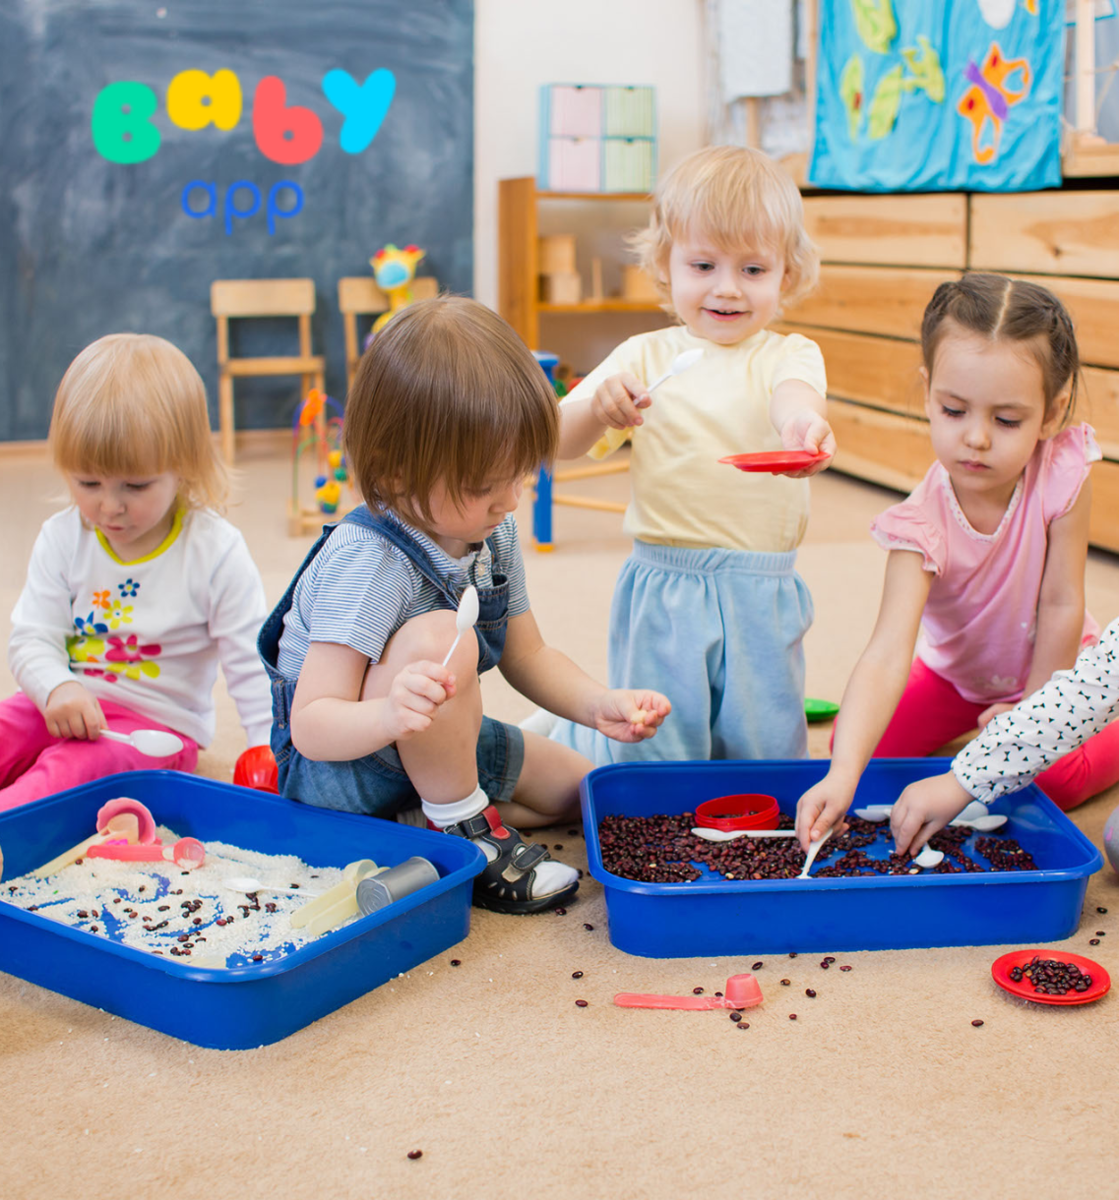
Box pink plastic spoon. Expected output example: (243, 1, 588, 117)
(614, 973, 763, 1010)
(87, 837, 206, 869)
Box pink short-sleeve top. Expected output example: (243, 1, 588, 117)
(870, 424, 1101, 704)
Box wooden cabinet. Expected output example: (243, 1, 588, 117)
(497, 176, 666, 351)
(781, 188, 1119, 555)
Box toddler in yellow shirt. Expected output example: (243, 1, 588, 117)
(549, 145, 834, 765)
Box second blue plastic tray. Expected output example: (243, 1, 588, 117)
(581, 759, 1102, 957)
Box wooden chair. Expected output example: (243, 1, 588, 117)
(211, 278, 326, 463)
(337, 275, 439, 392)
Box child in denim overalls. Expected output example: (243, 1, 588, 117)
(259, 297, 671, 915)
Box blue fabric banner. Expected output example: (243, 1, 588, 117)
(809, 0, 1064, 192)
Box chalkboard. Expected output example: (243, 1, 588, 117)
(0, 0, 474, 441)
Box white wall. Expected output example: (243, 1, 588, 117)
(473, 0, 706, 309)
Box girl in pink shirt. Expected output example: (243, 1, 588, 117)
(797, 274, 1119, 849)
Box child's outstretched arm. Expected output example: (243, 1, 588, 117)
(498, 610, 671, 742)
(558, 373, 651, 459)
(892, 615, 1119, 855)
(290, 641, 456, 761)
(794, 549, 932, 850)
(769, 379, 836, 478)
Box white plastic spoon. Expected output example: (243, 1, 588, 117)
(99, 728, 185, 757)
(691, 826, 799, 842)
(912, 846, 945, 869)
(441, 585, 479, 667)
(223, 876, 322, 897)
(853, 803, 1006, 832)
(645, 347, 704, 395)
(797, 829, 833, 880)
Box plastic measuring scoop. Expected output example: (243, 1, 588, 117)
(87, 836, 206, 869)
(32, 796, 157, 878)
(614, 972, 763, 1010)
(441, 585, 479, 667)
(99, 727, 185, 757)
(289, 859, 383, 936)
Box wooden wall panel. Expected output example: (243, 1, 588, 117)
(971, 192, 1119, 278)
(1089, 459, 1119, 554)
(827, 399, 935, 494)
(784, 265, 958, 341)
(1082, 367, 1119, 461)
(803, 194, 968, 268)
(778, 324, 925, 416)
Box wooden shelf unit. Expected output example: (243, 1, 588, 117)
(498, 177, 661, 349)
(779, 189, 1119, 555)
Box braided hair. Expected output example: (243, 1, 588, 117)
(920, 273, 1080, 426)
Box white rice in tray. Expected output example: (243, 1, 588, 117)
(2, 826, 350, 968)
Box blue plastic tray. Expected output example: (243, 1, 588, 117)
(0, 771, 485, 1048)
(581, 759, 1103, 957)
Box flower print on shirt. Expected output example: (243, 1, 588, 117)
(107, 602, 134, 630)
(92, 589, 112, 612)
(101, 634, 162, 682)
(118, 578, 140, 598)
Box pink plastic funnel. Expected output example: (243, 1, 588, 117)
(614, 973, 763, 1011)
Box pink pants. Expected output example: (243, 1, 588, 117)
(0, 693, 199, 811)
(871, 658, 1119, 811)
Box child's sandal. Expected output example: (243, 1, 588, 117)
(439, 805, 579, 915)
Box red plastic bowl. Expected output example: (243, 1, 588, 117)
(991, 949, 1110, 1006)
(694, 793, 781, 832)
(233, 745, 279, 793)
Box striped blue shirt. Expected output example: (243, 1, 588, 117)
(275, 510, 530, 680)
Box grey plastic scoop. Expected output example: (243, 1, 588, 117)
(99, 728, 184, 757)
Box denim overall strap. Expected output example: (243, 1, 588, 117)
(354, 507, 510, 673)
(258, 522, 336, 674)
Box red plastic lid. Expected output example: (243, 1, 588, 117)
(719, 451, 830, 473)
(991, 949, 1110, 1006)
(694, 793, 781, 832)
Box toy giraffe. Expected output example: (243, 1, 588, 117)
(370, 243, 426, 334)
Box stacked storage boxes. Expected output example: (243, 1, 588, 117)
(538, 84, 656, 192)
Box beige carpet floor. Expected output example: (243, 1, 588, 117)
(2, 438, 1118, 1200)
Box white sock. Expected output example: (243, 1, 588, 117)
(422, 784, 488, 829)
(518, 707, 559, 737)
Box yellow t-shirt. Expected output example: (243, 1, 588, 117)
(560, 325, 827, 552)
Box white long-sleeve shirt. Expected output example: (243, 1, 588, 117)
(8, 506, 273, 748)
(952, 618, 1119, 803)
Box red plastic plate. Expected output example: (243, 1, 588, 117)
(718, 451, 830, 473)
(991, 949, 1110, 1006)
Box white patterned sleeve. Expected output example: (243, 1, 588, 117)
(952, 619, 1119, 803)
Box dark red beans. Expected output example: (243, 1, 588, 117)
(77, 910, 88, 919)
(554, 908, 567, 916)
(583, 923, 594, 931)
(692, 987, 704, 995)
(252, 954, 263, 962)
(572, 971, 584, 979)
(840, 965, 853, 972)
(450, 959, 461, 966)
(89, 925, 99, 933)
(1090, 938, 1101, 945)
(407, 1150, 423, 1160)
(971, 1019, 984, 1027)
(554, 844, 563, 850)
(805, 988, 817, 998)
(819, 960, 831, 969)
(1098, 907, 1108, 914)
(789, 1014, 798, 1020)
(752, 961, 763, 970)
(780, 979, 791, 986)
(1096, 931, 1106, 937)
(729, 1012, 742, 1022)
(575, 999, 588, 1007)
(788, 952, 798, 958)
(736, 1022, 749, 1030)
